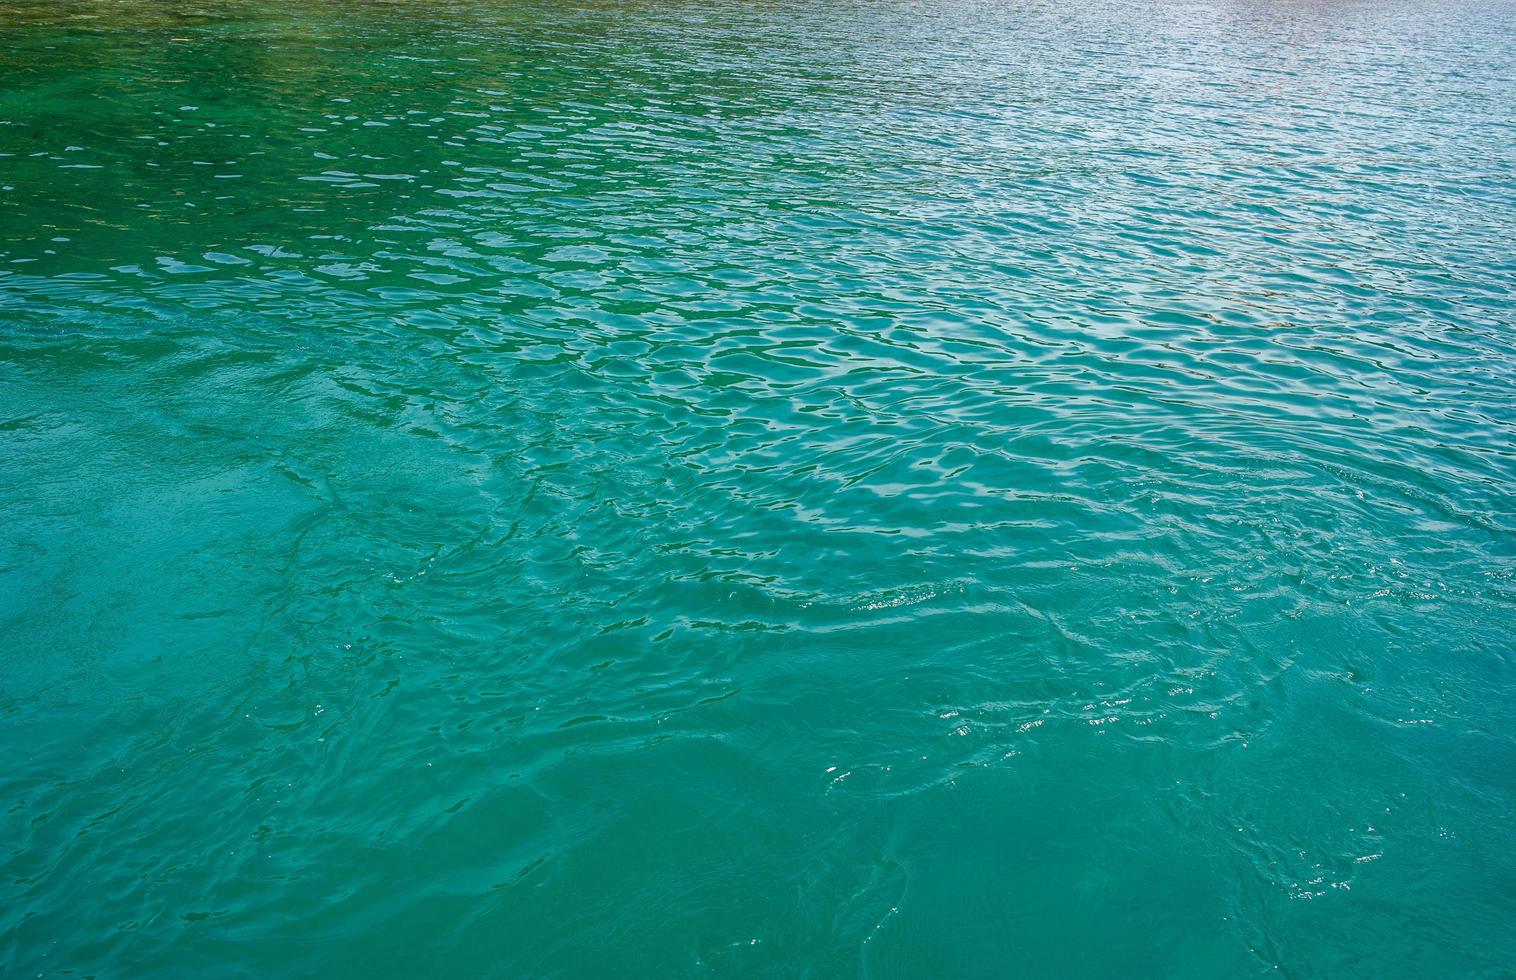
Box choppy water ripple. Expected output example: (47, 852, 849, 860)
(2, 0, 1515, 975)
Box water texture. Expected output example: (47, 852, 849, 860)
(2, 0, 1514, 974)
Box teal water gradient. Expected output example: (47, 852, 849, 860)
(3, 0, 1515, 975)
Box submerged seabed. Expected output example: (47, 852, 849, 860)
(2, 0, 1514, 975)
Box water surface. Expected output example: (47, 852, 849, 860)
(2, 0, 1515, 975)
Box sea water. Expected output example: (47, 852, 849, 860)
(2, 0, 1514, 974)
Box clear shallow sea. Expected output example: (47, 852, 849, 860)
(2, 0, 1514, 975)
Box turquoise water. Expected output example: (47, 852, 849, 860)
(3, 0, 1515, 974)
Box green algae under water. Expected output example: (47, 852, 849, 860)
(2, 0, 1515, 974)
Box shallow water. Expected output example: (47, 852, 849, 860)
(2, 0, 1515, 974)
